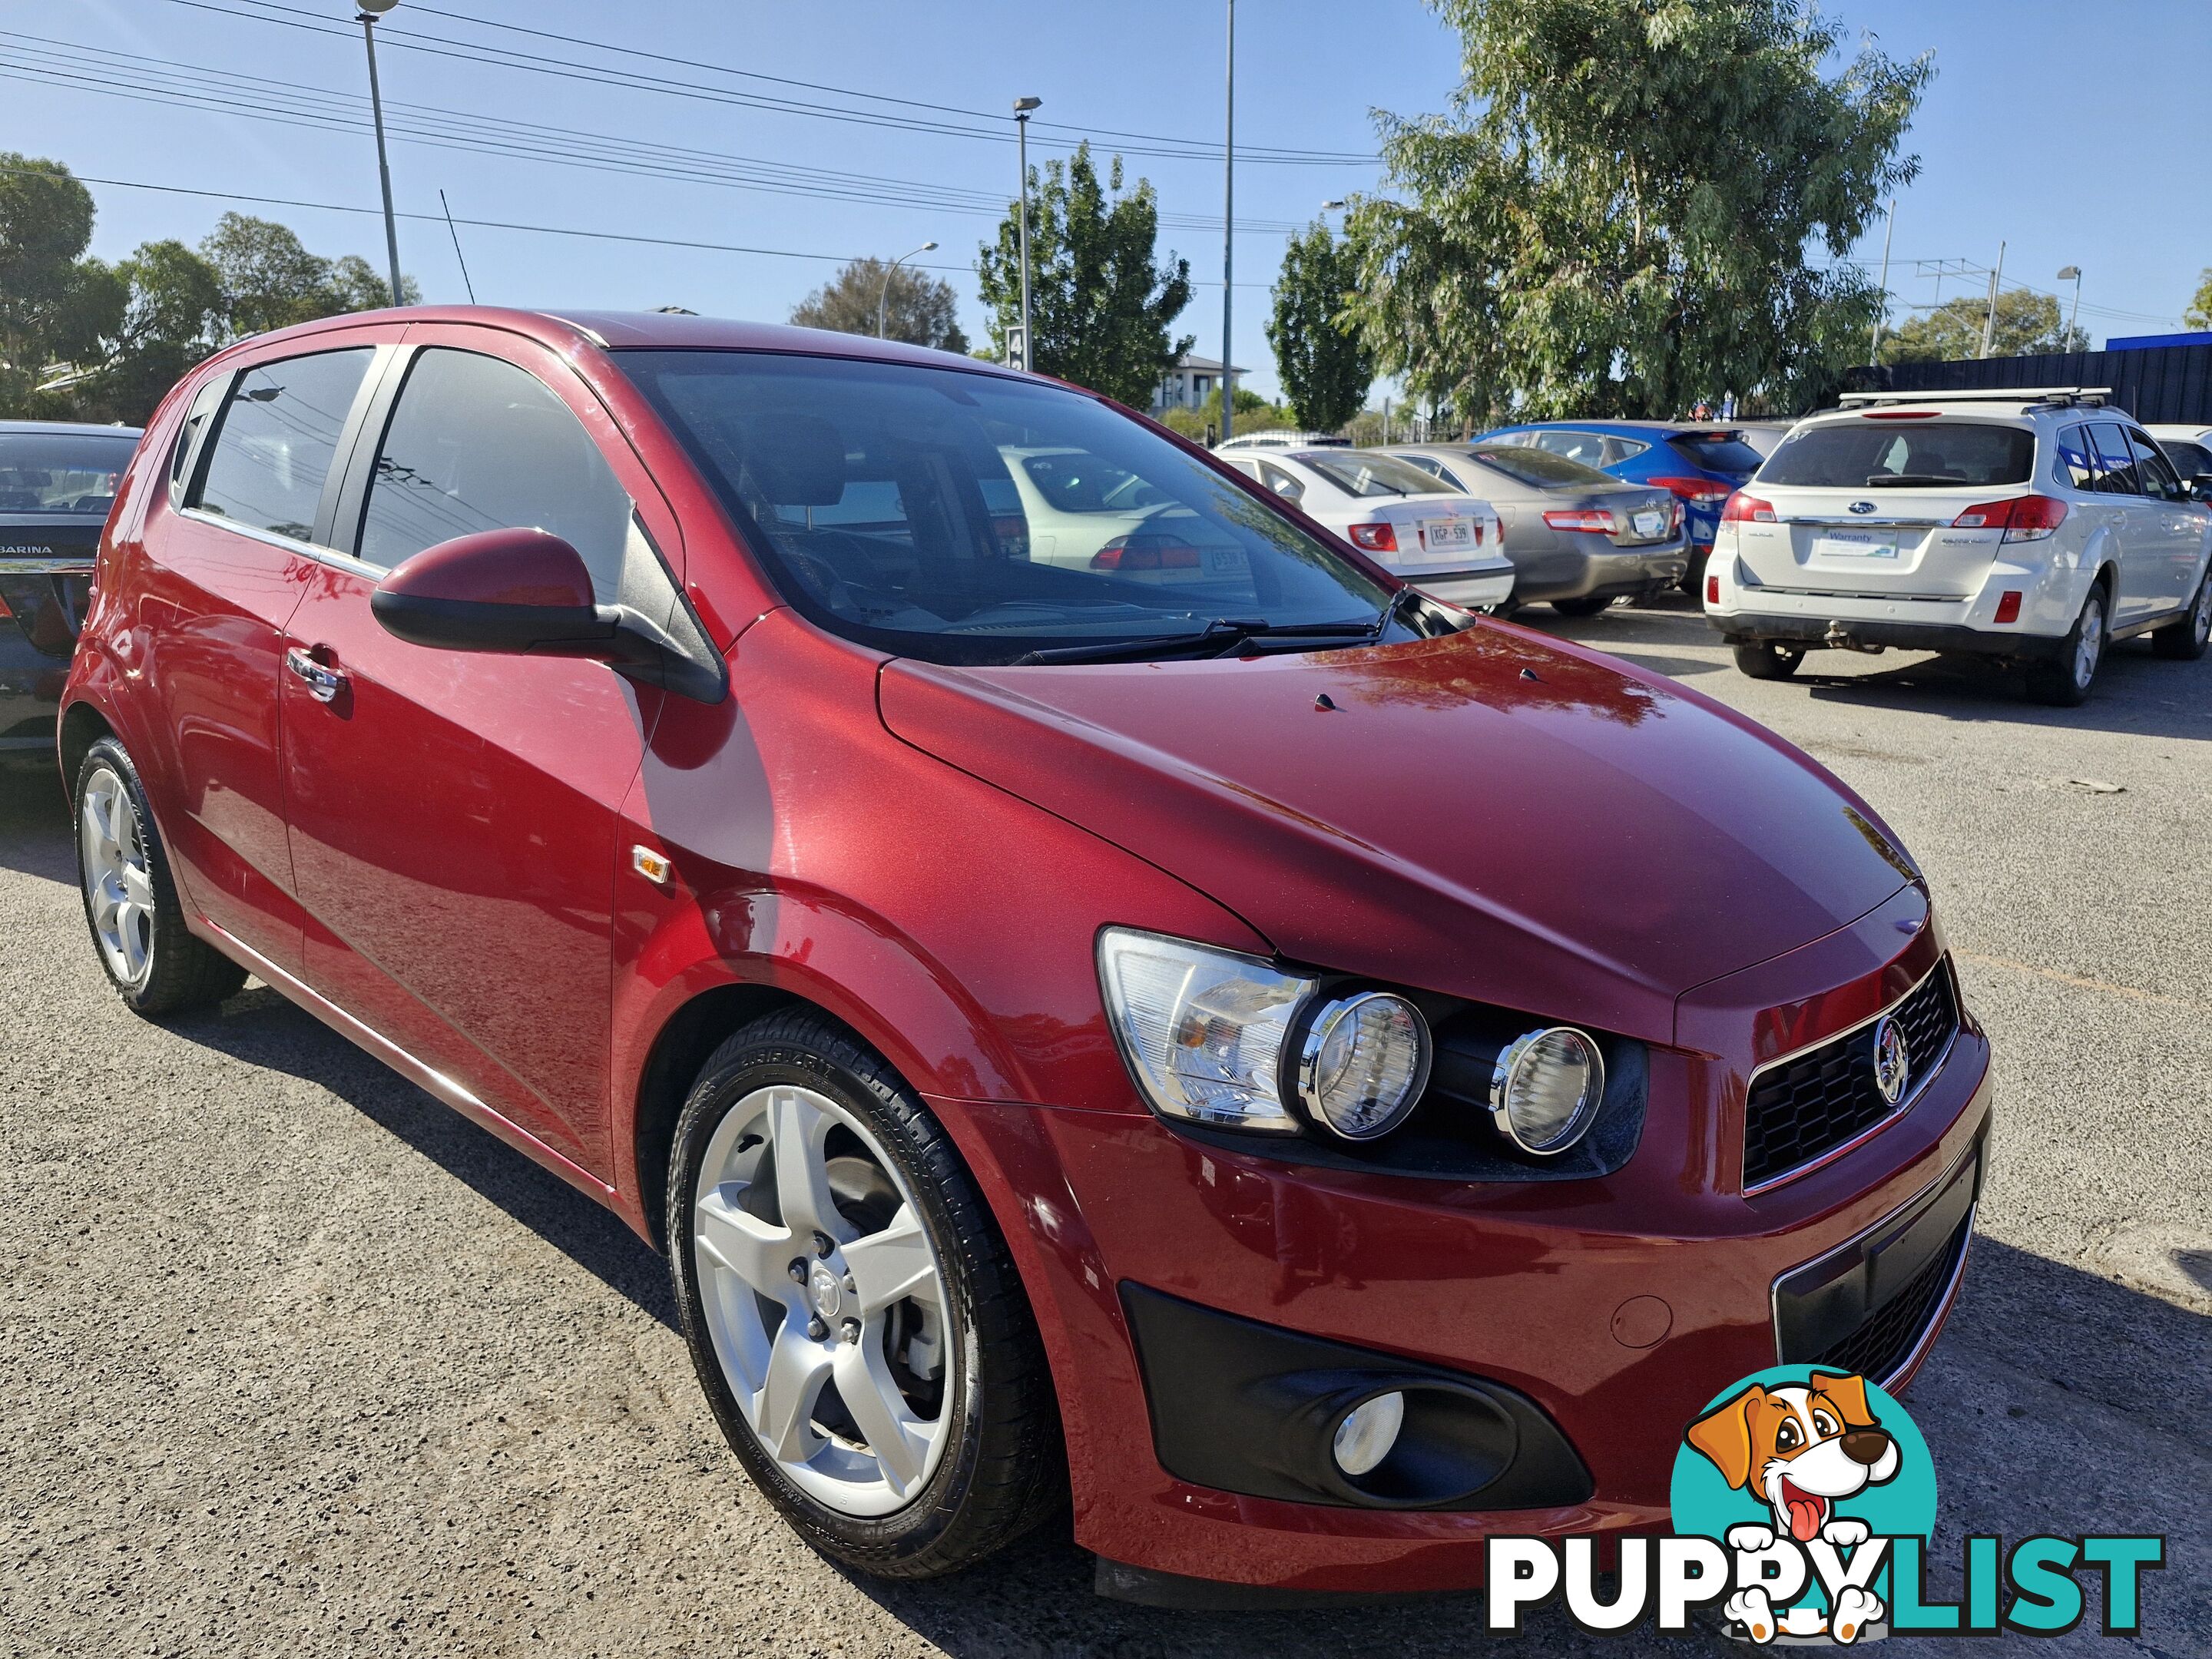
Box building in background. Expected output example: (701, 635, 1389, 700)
(1150, 353, 1248, 416)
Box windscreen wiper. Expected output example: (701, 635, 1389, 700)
(1012, 615, 1375, 667)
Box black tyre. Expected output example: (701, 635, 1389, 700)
(1552, 593, 1615, 618)
(2025, 582, 2108, 706)
(2150, 567, 2210, 661)
(73, 736, 247, 1015)
(1733, 639, 1805, 680)
(666, 1007, 1064, 1578)
(1677, 546, 1710, 597)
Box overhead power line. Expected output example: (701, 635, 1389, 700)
(0, 162, 1282, 290)
(161, 0, 1380, 169)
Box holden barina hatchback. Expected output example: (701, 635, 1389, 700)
(64, 310, 1992, 1602)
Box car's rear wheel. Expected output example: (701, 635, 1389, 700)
(1552, 593, 1614, 617)
(2150, 568, 2210, 661)
(666, 1008, 1063, 1578)
(74, 737, 246, 1015)
(1733, 640, 1805, 680)
(2025, 584, 2108, 705)
(1677, 548, 1710, 596)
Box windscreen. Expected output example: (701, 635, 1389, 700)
(1462, 445, 1617, 490)
(1758, 420, 2037, 488)
(1301, 452, 1460, 498)
(0, 432, 139, 514)
(1665, 432, 1766, 475)
(618, 351, 1391, 664)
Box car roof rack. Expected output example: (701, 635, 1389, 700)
(1837, 386, 2112, 411)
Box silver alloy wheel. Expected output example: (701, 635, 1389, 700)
(80, 765, 154, 986)
(2073, 592, 2104, 689)
(691, 1084, 954, 1517)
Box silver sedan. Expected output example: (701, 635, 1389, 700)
(1381, 443, 1690, 615)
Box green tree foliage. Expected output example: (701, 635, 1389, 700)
(1883, 288, 2090, 363)
(1267, 219, 1373, 432)
(0, 154, 107, 412)
(1159, 384, 1286, 443)
(2184, 269, 2212, 333)
(977, 144, 1194, 409)
(790, 257, 969, 353)
(0, 164, 419, 422)
(1344, 0, 1932, 424)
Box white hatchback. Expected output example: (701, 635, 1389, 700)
(1705, 390, 2212, 704)
(1217, 448, 1515, 611)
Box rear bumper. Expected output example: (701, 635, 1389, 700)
(1409, 567, 1515, 610)
(1512, 538, 1690, 603)
(0, 633, 69, 753)
(1712, 611, 2070, 661)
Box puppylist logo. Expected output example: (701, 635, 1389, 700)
(1482, 1366, 2165, 1641)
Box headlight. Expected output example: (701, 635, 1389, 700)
(1488, 1026, 1606, 1154)
(1096, 928, 1315, 1132)
(1294, 991, 1431, 1141)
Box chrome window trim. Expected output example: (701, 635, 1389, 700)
(175, 508, 383, 580)
(0, 556, 96, 576)
(1741, 955, 1959, 1197)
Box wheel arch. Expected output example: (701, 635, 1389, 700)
(58, 699, 115, 786)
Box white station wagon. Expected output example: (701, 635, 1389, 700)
(1705, 389, 2212, 704)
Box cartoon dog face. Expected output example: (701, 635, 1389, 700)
(1686, 1372, 1900, 1541)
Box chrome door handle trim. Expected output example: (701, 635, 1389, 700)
(284, 645, 345, 703)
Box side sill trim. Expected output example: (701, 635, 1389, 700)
(198, 919, 616, 1200)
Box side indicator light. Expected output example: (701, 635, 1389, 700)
(631, 845, 672, 885)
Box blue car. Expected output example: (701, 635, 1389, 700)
(1475, 420, 1766, 591)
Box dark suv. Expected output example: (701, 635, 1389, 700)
(1, 421, 141, 757)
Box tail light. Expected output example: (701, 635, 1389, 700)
(0, 591, 11, 619)
(1668, 498, 1685, 535)
(1091, 534, 1201, 571)
(1952, 495, 2068, 542)
(1720, 492, 1777, 524)
(1993, 590, 2024, 623)
(991, 515, 1030, 556)
(1648, 475, 1737, 505)
(1347, 523, 1398, 553)
(1542, 508, 1618, 535)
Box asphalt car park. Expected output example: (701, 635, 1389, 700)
(0, 591, 2202, 1657)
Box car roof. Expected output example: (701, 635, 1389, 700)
(0, 419, 144, 437)
(1486, 419, 1736, 437)
(190, 305, 1029, 382)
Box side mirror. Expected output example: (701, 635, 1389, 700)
(371, 526, 725, 702)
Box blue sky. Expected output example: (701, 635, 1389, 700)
(9, 0, 2210, 402)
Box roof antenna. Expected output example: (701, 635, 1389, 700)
(439, 189, 477, 304)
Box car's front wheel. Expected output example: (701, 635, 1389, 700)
(666, 1008, 1063, 1578)
(1733, 640, 1805, 680)
(2150, 568, 2211, 661)
(2025, 584, 2108, 705)
(74, 736, 246, 1015)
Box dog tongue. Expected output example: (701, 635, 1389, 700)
(1786, 1495, 1824, 1541)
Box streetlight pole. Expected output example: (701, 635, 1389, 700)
(2057, 266, 2083, 349)
(357, 0, 406, 306)
(1013, 98, 1041, 369)
(1978, 240, 2005, 359)
(1220, 0, 1236, 444)
(877, 241, 939, 339)
(1869, 196, 1896, 360)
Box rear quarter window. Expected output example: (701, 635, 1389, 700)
(1757, 421, 2036, 488)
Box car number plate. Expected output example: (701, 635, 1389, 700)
(1419, 517, 1476, 553)
(1814, 530, 1900, 560)
(1631, 508, 1665, 538)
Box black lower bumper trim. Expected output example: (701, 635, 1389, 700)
(1092, 1555, 1473, 1610)
(1713, 611, 2067, 661)
(1121, 1282, 1592, 1512)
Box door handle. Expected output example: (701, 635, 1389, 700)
(285, 645, 346, 704)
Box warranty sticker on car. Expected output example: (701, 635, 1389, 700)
(1632, 509, 1666, 538)
(1814, 531, 1900, 560)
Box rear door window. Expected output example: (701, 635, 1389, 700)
(1530, 429, 1613, 467)
(2088, 423, 2141, 495)
(191, 348, 375, 542)
(1759, 420, 2037, 488)
(357, 347, 635, 598)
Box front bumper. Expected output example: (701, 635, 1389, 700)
(930, 889, 1992, 1597)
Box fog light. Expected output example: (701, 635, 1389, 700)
(1490, 1026, 1606, 1154)
(1332, 1391, 1405, 1477)
(1296, 992, 1432, 1141)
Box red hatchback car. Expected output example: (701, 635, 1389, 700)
(61, 309, 1991, 1601)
